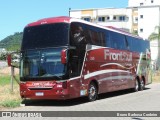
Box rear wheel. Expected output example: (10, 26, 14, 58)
(133, 79, 139, 92)
(140, 80, 145, 91)
(88, 82, 98, 102)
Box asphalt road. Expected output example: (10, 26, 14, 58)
(7, 83, 160, 120)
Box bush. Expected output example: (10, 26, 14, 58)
(0, 52, 7, 60)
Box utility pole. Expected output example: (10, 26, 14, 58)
(11, 66, 14, 92)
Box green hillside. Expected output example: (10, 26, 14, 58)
(0, 32, 23, 51)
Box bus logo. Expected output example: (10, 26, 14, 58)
(104, 49, 132, 62)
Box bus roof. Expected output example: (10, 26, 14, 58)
(26, 16, 70, 27)
(106, 26, 143, 39)
(26, 16, 144, 40)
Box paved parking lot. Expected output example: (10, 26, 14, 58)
(8, 83, 160, 120)
(0, 61, 7, 69)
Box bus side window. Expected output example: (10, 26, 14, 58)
(83, 29, 92, 44)
(125, 36, 130, 50)
(90, 30, 97, 45)
(105, 31, 111, 47)
(126, 36, 133, 51)
(99, 31, 105, 46)
(109, 31, 119, 49)
(118, 34, 126, 50)
(70, 22, 87, 47)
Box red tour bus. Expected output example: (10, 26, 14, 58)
(19, 16, 151, 102)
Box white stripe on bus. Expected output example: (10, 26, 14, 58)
(84, 69, 132, 79)
(100, 63, 134, 70)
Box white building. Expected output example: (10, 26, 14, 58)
(128, 0, 160, 63)
(69, 0, 160, 62)
(70, 8, 132, 32)
(128, 0, 160, 7)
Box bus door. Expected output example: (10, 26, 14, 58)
(69, 22, 87, 97)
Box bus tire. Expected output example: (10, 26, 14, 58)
(133, 79, 139, 92)
(87, 82, 98, 102)
(140, 80, 145, 91)
(20, 99, 27, 106)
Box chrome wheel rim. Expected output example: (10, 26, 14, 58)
(89, 85, 96, 100)
(141, 80, 144, 90)
(135, 80, 138, 91)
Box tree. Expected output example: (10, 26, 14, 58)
(149, 26, 160, 70)
(0, 52, 7, 60)
(0, 32, 22, 51)
(131, 30, 139, 36)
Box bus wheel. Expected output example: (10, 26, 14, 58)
(20, 99, 27, 106)
(88, 82, 98, 102)
(140, 80, 145, 91)
(133, 79, 139, 92)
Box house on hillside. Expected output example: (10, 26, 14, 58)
(0, 48, 6, 53)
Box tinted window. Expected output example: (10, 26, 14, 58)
(126, 36, 149, 53)
(20, 48, 68, 81)
(107, 31, 127, 50)
(126, 36, 132, 51)
(88, 29, 105, 46)
(70, 22, 87, 77)
(105, 30, 111, 47)
(70, 22, 87, 47)
(22, 23, 69, 50)
(70, 22, 105, 47)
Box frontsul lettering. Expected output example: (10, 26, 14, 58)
(104, 49, 132, 62)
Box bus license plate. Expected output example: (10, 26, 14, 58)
(35, 92, 44, 96)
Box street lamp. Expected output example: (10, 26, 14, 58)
(69, 8, 71, 17)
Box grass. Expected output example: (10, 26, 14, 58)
(0, 75, 11, 85)
(0, 75, 21, 110)
(0, 99, 21, 108)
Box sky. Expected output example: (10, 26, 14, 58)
(0, 0, 128, 41)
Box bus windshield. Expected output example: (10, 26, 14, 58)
(22, 23, 69, 50)
(20, 48, 68, 81)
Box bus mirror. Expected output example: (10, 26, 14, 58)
(7, 52, 20, 68)
(61, 49, 67, 64)
(7, 54, 12, 66)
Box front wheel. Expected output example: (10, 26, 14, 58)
(87, 82, 98, 102)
